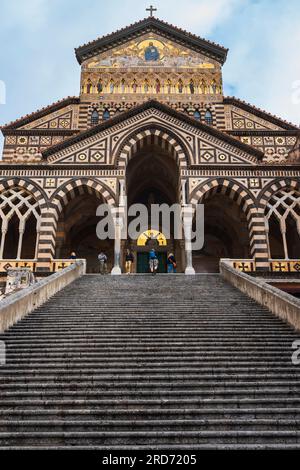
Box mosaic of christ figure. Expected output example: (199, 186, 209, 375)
(145, 42, 160, 61)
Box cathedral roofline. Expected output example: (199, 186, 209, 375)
(1, 97, 80, 132)
(75, 16, 228, 65)
(224, 97, 299, 131)
(42, 99, 263, 160)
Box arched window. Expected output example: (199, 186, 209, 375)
(0, 187, 41, 260)
(132, 80, 137, 93)
(103, 109, 110, 120)
(200, 79, 207, 94)
(91, 110, 99, 126)
(194, 110, 201, 120)
(86, 80, 92, 94)
(205, 110, 213, 125)
(265, 188, 300, 260)
(189, 80, 195, 95)
(97, 80, 103, 94)
(167, 79, 172, 94)
(109, 80, 115, 94)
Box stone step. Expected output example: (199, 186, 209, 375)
(1, 381, 299, 390)
(0, 389, 299, 401)
(1, 407, 300, 420)
(1, 397, 300, 410)
(1, 366, 298, 375)
(1, 418, 300, 433)
(1, 273, 299, 448)
(1, 374, 299, 384)
(0, 430, 300, 446)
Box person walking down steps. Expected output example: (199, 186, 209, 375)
(125, 249, 134, 274)
(149, 248, 159, 275)
(98, 252, 108, 275)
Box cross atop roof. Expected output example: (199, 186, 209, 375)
(146, 5, 157, 17)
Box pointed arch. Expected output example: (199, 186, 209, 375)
(190, 178, 256, 215)
(52, 178, 116, 215)
(34, 178, 117, 268)
(0, 182, 44, 260)
(190, 178, 268, 269)
(114, 124, 191, 169)
(259, 179, 300, 208)
(261, 179, 300, 260)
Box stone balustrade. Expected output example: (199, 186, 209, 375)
(220, 258, 300, 332)
(0, 260, 86, 333)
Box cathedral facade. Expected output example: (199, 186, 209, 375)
(1, 16, 300, 274)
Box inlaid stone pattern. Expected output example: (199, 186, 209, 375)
(5, 135, 72, 163)
(21, 107, 79, 130)
(225, 107, 283, 131)
(239, 135, 297, 163)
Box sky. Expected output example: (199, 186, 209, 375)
(0, 0, 300, 154)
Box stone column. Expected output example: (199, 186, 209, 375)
(248, 207, 270, 271)
(182, 205, 195, 275)
(264, 218, 271, 259)
(119, 180, 126, 207)
(34, 219, 41, 260)
(36, 207, 58, 272)
(181, 180, 187, 205)
(280, 220, 289, 259)
(111, 216, 123, 275)
(0, 227, 7, 259)
(17, 221, 25, 260)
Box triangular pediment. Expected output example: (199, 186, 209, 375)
(43, 101, 262, 167)
(75, 17, 228, 65)
(224, 97, 299, 131)
(1, 97, 80, 131)
(84, 32, 218, 71)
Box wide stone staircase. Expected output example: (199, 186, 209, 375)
(0, 274, 300, 450)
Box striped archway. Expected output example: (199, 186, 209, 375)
(190, 178, 269, 271)
(0, 178, 46, 207)
(114, 124, 190, 169)
(52, 178, 116, 213)
(36, 178, 117, 270)
(190, 178, 255, 215)
(259, 178, 300, 208)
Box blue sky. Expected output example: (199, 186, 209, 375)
(0, 0, 300, 154)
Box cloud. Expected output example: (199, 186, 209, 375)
(158, 0, 241, 33)
(1, 0, 49, 32)
(223, 0, 300, 126)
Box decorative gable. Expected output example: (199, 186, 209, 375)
(226, 107, 282, 131)
(43, 102, 261, 166)
(84, 33, 218, 71)
(19, 106, 79, 131)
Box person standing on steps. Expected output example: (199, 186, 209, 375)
(98, 251, 108, 275)
(69, 252, 77, 260)
(125, 249, 134, 274)
(149, 248, 159, 275)
(167, 253, 177, 273)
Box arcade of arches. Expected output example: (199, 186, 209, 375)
(1, 178, 300, 273)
